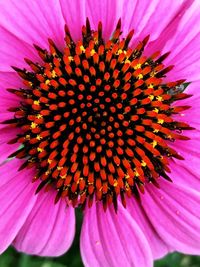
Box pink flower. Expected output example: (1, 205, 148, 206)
(0, 0, 200, 266)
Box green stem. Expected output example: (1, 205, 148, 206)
(19, 254, 30, 267)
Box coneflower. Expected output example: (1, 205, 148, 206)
(0, 1, 200, 266)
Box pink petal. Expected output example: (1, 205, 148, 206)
(126, 197, 170, 259)
(0, 96, 21, 163)
(0, 0, 65, 51)
(13, 189, 75, 256)
(81, 202, 153, 267)
(166, 32, 200, 82)
(144, 0, 194, 52)
(173, 98, 200, 130)
(59, 0, 86, 41)
(141, 179, 200, 254)
(0, 142, 19, 164)
(0, 159, 38, 253)
(169, 159, 200, 192)
(120, 0, 188, 46)
(60, 0, 122, 41)
(140, 0, 200, 82)
(164, 1, 200, 82)
(0, 111, 15, 126)
(85, 0, 121, 40)
(0, 97, 20, 123)
(178, 81, 200, 101)
(0, 72, 25, 129)
(170, 83, 200, 179)
(168, 129, 200, 191)
(0, 159, 26, 187)
(170, 83, 200, 174)
(0, 26, 41, 72)
(0, 124, 20, 164)
(0, 72, 23, 90)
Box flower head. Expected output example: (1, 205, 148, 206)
(0, 1, 200, 266)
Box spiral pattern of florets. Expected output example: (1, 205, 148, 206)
(4, 19, 192, 210)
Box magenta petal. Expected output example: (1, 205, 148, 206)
(0, 72, 23, 130)
(59, 0, 86, 41)
(141, 180, 200, 254)
(81, 202, 153, 267)
(60, 0, 121, 41)
(173, 96, 200, 130)
(0, 159, 26, 187)
(0, 123, 21, 165)
(0, 142, 19, 164)
(0, 125, 20, 163)
(169, 159, 200, 192)
(0, 0, 65, 50)
(168, 132, 200, 192)
(143, 1, 200, 82)
(183, 81, 200, 97)
(85, 0, 121, 40)
(126, 197, 170, 259)
(0, 26, 40, 72)
(0, 160, 38, 253)
(164, 2, 200, 82)
(144, 0, 194, 54)
(13, 189, 75, 256)
(0, 71, 23, 90)
(121, 0, 186, 46)
(0, 97, 20, 124)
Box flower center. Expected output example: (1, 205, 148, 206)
(4, 19, 192, 210)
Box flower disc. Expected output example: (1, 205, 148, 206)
(4, 19, 192, 210)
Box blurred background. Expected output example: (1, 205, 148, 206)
(1, 210, 200, 267)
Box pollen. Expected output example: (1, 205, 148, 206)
(138, 74, 143, 79)
(68, 56, 74, 62)
(151, 141, 157, 148)
(5, 18, 192, 211)
(134, 64, 141, 69)
(31, 122, 37, 129)
(51, 70, 57, 78)
(148, 84, 154, 88)
(158, 119, 164, 124)
(36, 135, 42, 140)
(153, 108, 159, 113)
(113, 180, 118, 187)
(90, 49, 96, 56)
(45, 79, 50, 85)
(36, 114, 43, 119)
(149, 95, 154, 101)
(156, 96, 163, 101)
(116, 49, 123, 55)
(80, 45, 85, 52)
(141, 160, 147, 167)
(33, 100, 40, 105)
